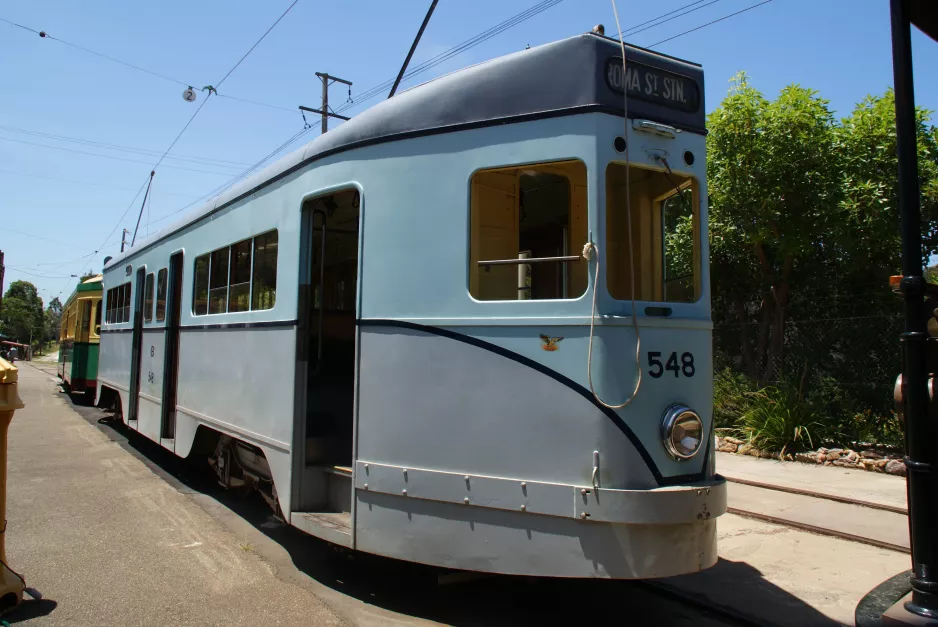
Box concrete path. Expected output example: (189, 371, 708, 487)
(5, 364, 350, 626)
(718, 451, 908, 511)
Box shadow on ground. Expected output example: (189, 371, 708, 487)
(56, 379, 838, 627)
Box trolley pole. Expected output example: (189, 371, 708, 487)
(120, 229, 129, 253)
(298, 72, 352, 135)
(891, 0, 938, 619)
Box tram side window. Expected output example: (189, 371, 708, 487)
(106, 282, 132, 324)
(93, 301, 101, 336)
(252, 230, 277, 311)
(193, 255, 209, 316)
(229, 238, 252, 313)
(469, 160, 588, 301)
(156, 268, 168, 322)
(144, 273, 154, 323)
(191, 229, 278, 315)
(605, 163, 699, 303)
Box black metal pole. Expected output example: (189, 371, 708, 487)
(891, 0, 938, 618)
(131, 170, 155, 248)
(388, 0, 439, 99)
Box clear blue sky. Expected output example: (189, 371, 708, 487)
(3, 0, 937, 304)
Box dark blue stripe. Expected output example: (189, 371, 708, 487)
(359, 319, 707, 486)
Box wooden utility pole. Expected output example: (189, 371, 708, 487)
(299, 72, 353, 134)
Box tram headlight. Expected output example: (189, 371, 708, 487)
(661, 405, 703, 460)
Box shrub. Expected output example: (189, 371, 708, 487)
(736, 381, 825, 456)
(713, 368, 754, 429)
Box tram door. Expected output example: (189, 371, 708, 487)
(160, 252, 183, 441)
(295, 188, 361, 510)
(127, 267, 146, 425)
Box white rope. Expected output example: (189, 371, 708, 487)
(583, 0, 642, 410)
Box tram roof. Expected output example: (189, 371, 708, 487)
(107, 32, 704, 270)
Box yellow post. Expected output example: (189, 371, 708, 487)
(0, 357, 25, 611)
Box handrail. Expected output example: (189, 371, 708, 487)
(477, 255, 581, 267)
(312, 210, 327, 375)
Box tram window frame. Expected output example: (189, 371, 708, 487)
(92, 301, 101, 337)
(106, 282, 132, 324)
(156, 268, 168, 322)
(144, 273, 154, 323)
(468, 159, 588, 302)
(604, 162, 701, 304)
(191, 229, 278, 316)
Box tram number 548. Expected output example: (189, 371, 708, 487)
(648, 352, 695, 378)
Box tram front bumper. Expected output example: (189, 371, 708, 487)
(576, 475, 727, 525)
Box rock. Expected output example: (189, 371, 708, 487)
(784, 453, 794, 461)
(824, 461, 832, 466)
(817, 453, 827, 463)
(748, 448, 762, 457)
(760, 450, 775, 459)
(861, 450, 883, 460)
(795, 452, 815, 463)
(833, 459, 858, 468)
(828, 451, 841, 461)
(724, 436, 744, 445)
(817, 447, 829, 454)
(845, 451, 860, 463)
(738, 444, 752, 456)
(718, 442, 738, 453)
(872, 465, 885, 473)
(885, 460, 907, 477)
(875, 459, 889, 468)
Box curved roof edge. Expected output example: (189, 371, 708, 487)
(106, 32, 704, 271)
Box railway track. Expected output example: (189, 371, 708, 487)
(724, 475, 909, 554)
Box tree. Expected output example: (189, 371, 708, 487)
(0, 281, 44, 345)
(45, 297, 63, 343)
(79, 271, 96, 282)
(708, 73, 840, 381)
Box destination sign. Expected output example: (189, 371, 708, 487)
(604, 58, 699, 113)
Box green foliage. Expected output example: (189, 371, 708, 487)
(713, 368, 754, 429)
(0, 280, 44, 344)
(735, 381, 823, 456)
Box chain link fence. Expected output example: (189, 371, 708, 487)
(714, 315, 903, 429)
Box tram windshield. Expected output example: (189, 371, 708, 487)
(605, 162, 700, 303)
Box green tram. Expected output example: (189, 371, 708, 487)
(58, 275, 102, 396)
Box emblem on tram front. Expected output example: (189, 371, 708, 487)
(539, 334, 563, 351)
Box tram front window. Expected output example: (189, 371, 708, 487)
(605, 162, 700, 303)
(469, 159, 588, 301)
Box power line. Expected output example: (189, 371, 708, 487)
(149, 0, 302, 174)
(5, 267, 77, 280)
(647, 0, 775, 47)
(0, 125, 256, 167)
(620, 0, 724, 39)
(0, 168, 201, 198)
(0, 15, 298, 115)
(0, 227, 86, 250)
(86, 0, 303, 268)
(337, 0, 565, 113)
(0, 136, 239, 176)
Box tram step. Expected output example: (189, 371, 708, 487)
(292, 512, 351, 548)
(321, 466, 352, 513)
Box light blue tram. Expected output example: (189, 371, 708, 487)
(98, 30, 726, 579)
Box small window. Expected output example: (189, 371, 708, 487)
(229, 238, 252, 313)
(469, 160, 588, 300)
(209, 248, 229, 314)
(605, 162, 699, 303)
(252, 230, 278, 311)
(93, 302, 101, 336)
(193, 254, 209, 316)
(156, 268, 168, 322)
(144, 273, 154, 323)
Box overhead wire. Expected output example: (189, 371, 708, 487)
(0, 168, 200, 198)
(0, 136, 239, 176)
(0, 125, 256, 168)
(647, 0, 775, 47)
(0, 15, 298, 115)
